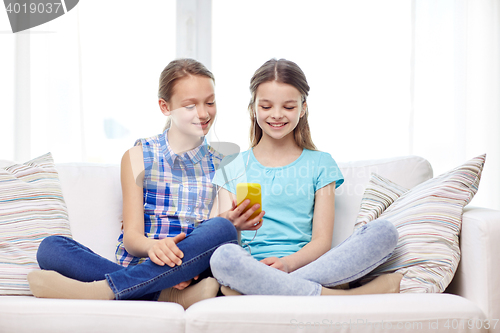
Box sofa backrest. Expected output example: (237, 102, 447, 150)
(334, 155, 432, 247)
(56, 163, 122, 261)
(54, 155, 433, 260)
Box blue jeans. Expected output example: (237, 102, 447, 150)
(37, 217, 238, 300)
(210, 219, 398, 296)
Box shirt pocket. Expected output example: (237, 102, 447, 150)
(143, 181, 179, 216)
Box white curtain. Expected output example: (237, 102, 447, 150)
(412, 0, 500, 210)
(0, 0, 176, 164)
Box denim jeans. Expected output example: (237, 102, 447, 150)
(37, 217, 238, 300)
(210, 219, 398, 296)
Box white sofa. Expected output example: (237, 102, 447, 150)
(1, 155, 499, 333)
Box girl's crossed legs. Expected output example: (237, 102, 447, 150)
(210, 219, 401, 296)
(29, 217, 238, 301)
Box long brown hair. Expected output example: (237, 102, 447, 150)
(159, 59, 215, 131)
(248, 58, 316, 150)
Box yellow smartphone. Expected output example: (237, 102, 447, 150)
(236, 183, 262, 220)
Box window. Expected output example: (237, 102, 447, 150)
(1, 0, 176, 163)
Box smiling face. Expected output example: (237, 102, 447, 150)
(254, 80, 306, 143)
(160, 75, 216, 138)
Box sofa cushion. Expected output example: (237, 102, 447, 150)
(0, 296, 185, 333)
(185, 294, 486, 333)
(0, 153, 72, 295)
(360, 155, 486, 293)
(334, 155, 433, 247)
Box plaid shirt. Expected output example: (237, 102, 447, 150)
(115, 129, 223, 266)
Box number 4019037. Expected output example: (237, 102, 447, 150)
(6, 2, 62, 14)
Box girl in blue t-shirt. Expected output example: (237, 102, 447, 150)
(210, 58, 403, 296)
(28, 59, 258, 308)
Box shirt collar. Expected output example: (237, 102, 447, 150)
(183, 139, 209, 165)
(160, 128, 210, 166)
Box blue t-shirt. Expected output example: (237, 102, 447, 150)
(213, 149, 344, 261)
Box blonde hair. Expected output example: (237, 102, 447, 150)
(158, 59, 215, 131)
(248, 58, 316, 150)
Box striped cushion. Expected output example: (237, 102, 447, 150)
(354, 173, 408, 230)
(0, 152, 72, 295)
(357, 155, 486, 293)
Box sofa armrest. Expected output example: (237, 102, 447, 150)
(446, 206, 500, 326)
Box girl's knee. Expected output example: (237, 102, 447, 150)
(210, 243, 242, 272)
(373, 219, 399, 248)
(37, 235, 66, 268)
(38, 235, 65, 252)
(205, 217, 238, 243)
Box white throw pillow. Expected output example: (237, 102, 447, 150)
(0, 152, 72, 295)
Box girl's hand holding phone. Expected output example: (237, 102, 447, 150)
(148, 233, 186, 267)
(225, 199, 264, 231)
(223, 182, 264, 231)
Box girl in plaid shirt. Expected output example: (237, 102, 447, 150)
(29, 59, 262, 309)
